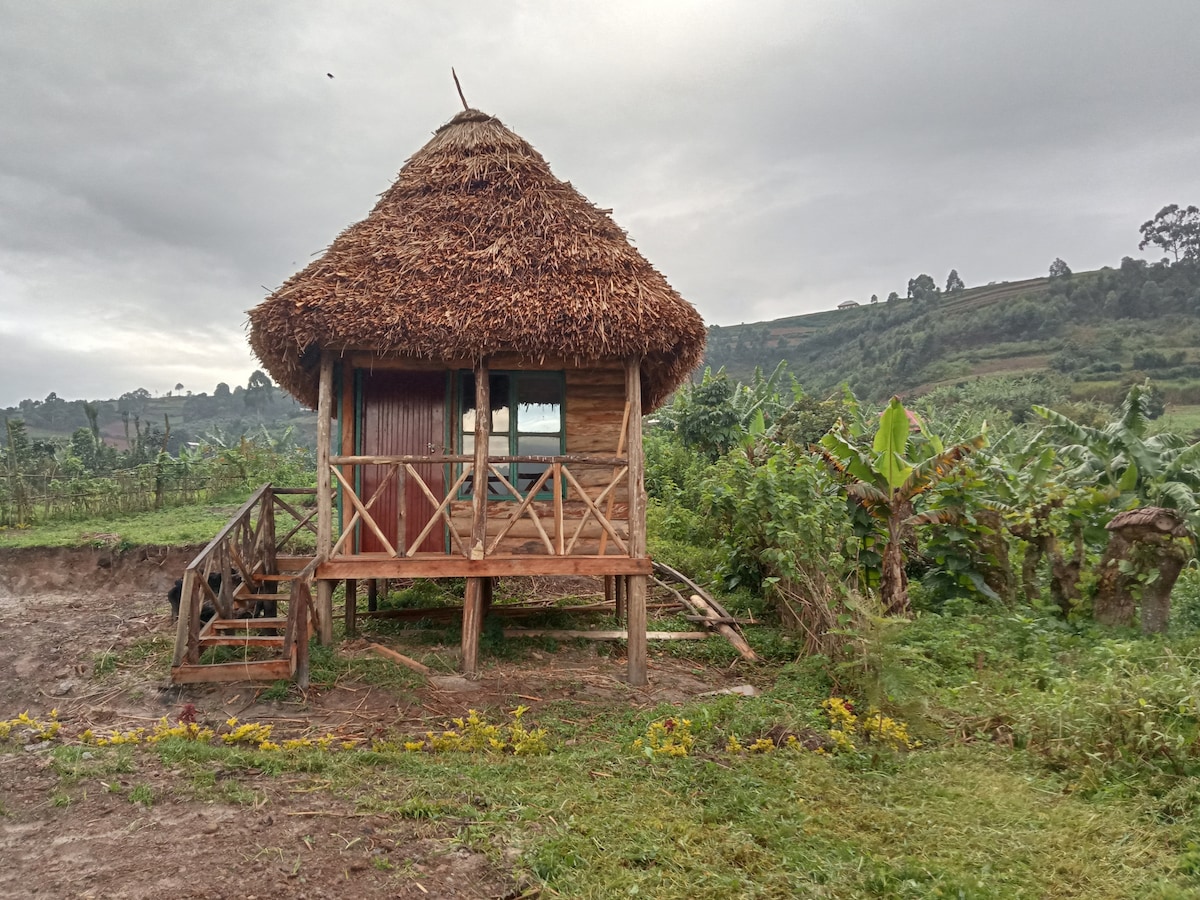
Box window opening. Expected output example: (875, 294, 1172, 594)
(459, 372, 564, 499)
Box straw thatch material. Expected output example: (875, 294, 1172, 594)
(248, 108, 706, 410)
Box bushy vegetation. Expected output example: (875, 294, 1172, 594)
(1, 418, 314, 527)
(1, 371, 317, 526)
(646, 361, 1200, 827)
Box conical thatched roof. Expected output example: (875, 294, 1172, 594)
(248, 108, 706, 411)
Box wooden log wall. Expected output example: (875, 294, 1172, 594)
(447, 363, 630, 555)
(338, 355, 633, 558)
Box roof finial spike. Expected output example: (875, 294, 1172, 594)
(451, 68, 470, 111)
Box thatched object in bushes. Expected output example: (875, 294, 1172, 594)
(248, 108, 706, 411)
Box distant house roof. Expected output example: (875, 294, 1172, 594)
(837, 300, 860, 309)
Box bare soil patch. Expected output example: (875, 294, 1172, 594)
(0, 547, 744, 898)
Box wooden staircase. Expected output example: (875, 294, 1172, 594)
(170, 486, 321, 687)
(173, 556, 316, 685)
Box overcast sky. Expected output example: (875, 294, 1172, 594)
(2, 1, 1198, 407)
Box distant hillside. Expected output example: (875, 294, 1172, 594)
(705, 260, 1200, 407)
(1, 377, 317, 454)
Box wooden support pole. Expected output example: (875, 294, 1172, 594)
(470, 359, 490, 562)
(367, 579, 378, 612)
(316, 581, 334, 646)
(172, 569, 199, 666)
(339, 360, 355, 550)
(262, 489, 278, 576)
(295, 585, 311, 689)
(624, 357, 648, 686)
(553, 462, 564, 555)
(344, 578, 358, 637)
(615, 574, 627, 622)
(598, 400, 631, 557)
(316, 352, 335, 645)
(462, 358, 490, 677)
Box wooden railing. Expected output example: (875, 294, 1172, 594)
(171, 484, 318, 669)
(328, 454, 631, 559)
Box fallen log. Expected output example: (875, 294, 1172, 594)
(367, 642, 432, 676)
(502, 629, 709, 641)
(651, 574, 705, 618)
(690, 594, 758, 661)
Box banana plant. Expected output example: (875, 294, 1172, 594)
(817, 397, 987, 615)
(1033, 381, 1200, 630)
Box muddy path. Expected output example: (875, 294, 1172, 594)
(0, 546, 742, 898)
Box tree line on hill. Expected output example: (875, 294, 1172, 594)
(706, 205, 1200, 402)
(0, 371, 315, 526)
(2, 370, 315, 457)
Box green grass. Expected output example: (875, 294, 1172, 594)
(129, 719, 1195, 898)
(7, 500, 1200, 896)
(0, 496, 319, 553)
(1158, 404, 1200, 437)
(0, 502, 241, 549)
(11, 603, 1197, 897)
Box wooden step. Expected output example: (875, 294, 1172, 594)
(252, 573, 299, 582)
(199, 634, 286, 648)
(234, 590, 292, 601)
(209, 617, 289, 631)
(171, 658, 294, 684)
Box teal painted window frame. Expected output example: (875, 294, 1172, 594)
(456, 370, 566, 500)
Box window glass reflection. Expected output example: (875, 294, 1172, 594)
(516, 378, 561, 433)
(459, 371, 564, 499)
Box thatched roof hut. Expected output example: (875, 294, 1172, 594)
(248, 108, 706, 411)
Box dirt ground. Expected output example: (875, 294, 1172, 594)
(0, 547, 743, 899)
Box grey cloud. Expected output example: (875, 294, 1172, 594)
(1, 0, 1198, 406)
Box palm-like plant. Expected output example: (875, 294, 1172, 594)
(817, 397, 987, 616)
(1033, 381, 1200, 631)
(1034, 382, 1200, 521)
(977, 434, 1105, 611)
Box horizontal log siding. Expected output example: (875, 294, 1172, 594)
(449, 366, 628, 555)
(344, 358, 630, 557)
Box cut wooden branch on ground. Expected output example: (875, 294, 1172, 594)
(653, 560, 758, 660)
(503, 628, 709, 641)
(651, 574, 704, 618)
(367, 642, 432, 676)
(689, 594, 759, 662)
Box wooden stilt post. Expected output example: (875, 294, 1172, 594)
(172, 569, 199, 666)
(615, 574, 627, 622)
(316, 352, 335, 645)
(604, 575, 614, 605)
(462, 359, 490, 677)
(339, 360, 355, 554)
(625, 357, 648, 686)
(344, 578, 358, 636)
(367, 579, 378, 612)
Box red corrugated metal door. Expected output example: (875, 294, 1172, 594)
(359, 371, 446, 554)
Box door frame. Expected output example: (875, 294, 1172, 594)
(353, 368, 451, 555)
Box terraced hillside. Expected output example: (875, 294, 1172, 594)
(705, 262, 1200, 406)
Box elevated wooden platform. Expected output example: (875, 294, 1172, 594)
(317, 553, 651, 580)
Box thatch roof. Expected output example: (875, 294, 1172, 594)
(248, 108, 706, 411)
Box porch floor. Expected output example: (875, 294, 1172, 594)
(315, 553, 651, 580)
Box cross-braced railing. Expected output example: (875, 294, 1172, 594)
(171, 484, 318, 677)
(328, 454, 631, 558)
